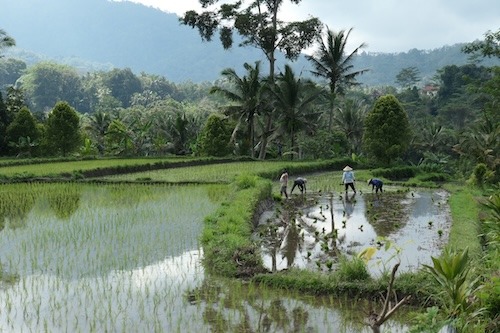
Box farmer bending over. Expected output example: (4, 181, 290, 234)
(291, 177, 307, 194)
(368, 178, 383, 193)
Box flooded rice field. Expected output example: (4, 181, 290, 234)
(0, 183, 408, 332)
(258, 188, 451, 277)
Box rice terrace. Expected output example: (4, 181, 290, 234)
(0, 156, 496, 333)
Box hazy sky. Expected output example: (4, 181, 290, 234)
(127, 0, 499, 54)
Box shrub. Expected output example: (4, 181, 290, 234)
(372, 166, 417, 180)
(335, 255, 371, 282)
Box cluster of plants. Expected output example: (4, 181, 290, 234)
(0, 24, 497, 191)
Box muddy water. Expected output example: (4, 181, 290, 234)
(258, 189, 451, 277)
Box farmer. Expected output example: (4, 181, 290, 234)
(368, 178, 384, 193)
(342, 165, 356, 194)
(291, 177, 307, 194)
(279, 169, 289, 199)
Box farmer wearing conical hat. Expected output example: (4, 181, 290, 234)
(342, 165, 356, 194)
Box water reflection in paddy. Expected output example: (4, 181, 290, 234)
(0, 183, 408, 332)
(259, 189, 451, 277)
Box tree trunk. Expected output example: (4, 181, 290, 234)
(258, 114, 272, 159)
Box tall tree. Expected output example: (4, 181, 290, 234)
(271, 64, 322, 159)
(84, 111, 111, 155)
(395, 66, 421, 89)
(363, 95, 412, 165)
(462, 28, 500, 59)
(181, 0, 322, 158)
(196, 113, 232, 157)
(332, 98, 367, 155)
(102, 68, 142, 108)
(306, 27, 368, 130)
(45, 101, 81, 156)
(0, 58, 26, 92)
(210, 61, 264, 158)
(5, 106, 40, 156)
(21, 62, 84, 114)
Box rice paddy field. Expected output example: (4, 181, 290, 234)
(105, 160, 313, 183)
(0, 179, 410, 333)
(0, 157, 194, 177)
(4, 158, 459, 332)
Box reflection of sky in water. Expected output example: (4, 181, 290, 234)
(0, 184, 408, 332)
(262, 190, 451, 277)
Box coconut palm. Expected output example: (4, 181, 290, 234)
(271, 65, 323, 159)
(85, 111, 112, 155)
(307, 27, 368, 130)
(210, 61, 265, 158)
(332, 98, 368, 155)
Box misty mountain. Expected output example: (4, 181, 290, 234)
(1, 0, 498, 86)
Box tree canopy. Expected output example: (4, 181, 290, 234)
(363, 94, 412, 165)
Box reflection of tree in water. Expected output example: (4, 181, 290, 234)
(48, 189, 81, 220)
(258, 203, 304, 272)
(0, 189, 37, 230)
(191, 279, 313, 333)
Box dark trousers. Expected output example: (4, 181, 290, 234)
(345, 182, 356, 192)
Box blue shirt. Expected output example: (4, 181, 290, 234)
(342, 171, 355, 184)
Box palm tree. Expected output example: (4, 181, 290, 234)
(453, 114, 500, 172)
(332, 98, 367, 155)
(271, 65, 323, 159)
(0, 29, 15, 57)
(85, 111, 111, 155)
(306, 27, 368, 130)
(210, 61, 265, 158)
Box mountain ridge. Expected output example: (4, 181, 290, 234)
(1, 0, 498, 85)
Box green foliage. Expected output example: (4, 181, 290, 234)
(408, 307, 448, 333)
(196, 113, 232, 157)
(298, 129, 348, 159)
(102, 68, 142, 108)
(21, 62, 84, 113)
(481, 193, 500, 248)
(372, 165, 417, 180)
(462, 28, 500, 59)
(423, 248, 480, 318)
(0, 28, 15, 54)
(444, 184, 483, 256)
(5, 106, 40, 155)
(335, 255, 371, 282)
(469, 163, 494, 187)
(210, 61, 264, 158)
(477, 273, 500, 329)
(45, 101, 81, 156)
(363, 94, 412, 165)
(181, 0, 322, 63)
(395, 66, 421, 88)
(233, 173, 258, 190)
(201, 177, 271, 278)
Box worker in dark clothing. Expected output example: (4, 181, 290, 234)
(291, 177, 307, 194)
(368, 178, 383, 193)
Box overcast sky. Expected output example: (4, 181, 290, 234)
(128, 0, 499, 54)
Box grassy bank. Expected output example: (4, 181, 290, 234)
(444, 183, 483, 257)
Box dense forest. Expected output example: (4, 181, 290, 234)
(0, 0, 498, 189)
